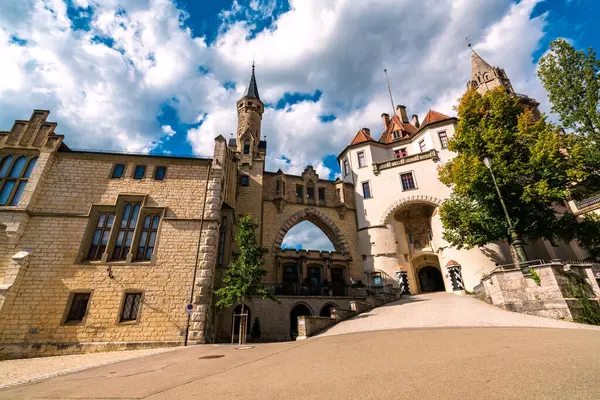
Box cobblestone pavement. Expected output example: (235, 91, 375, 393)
(0, 347, 177, 389)
(319, 292, 600, 336)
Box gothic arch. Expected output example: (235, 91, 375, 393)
(379, 195, 444, 225)
(273, 207, 350, 254)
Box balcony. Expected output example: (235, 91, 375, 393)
(372, 149, 439, 176)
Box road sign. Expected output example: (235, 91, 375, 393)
(185, 303, 193, 315)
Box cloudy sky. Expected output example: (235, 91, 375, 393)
(1, 0, 598, 251)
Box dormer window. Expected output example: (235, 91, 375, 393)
(248, 102, 253, 106)
(243, 140, 250, 155)
(392, 131, 401, 140)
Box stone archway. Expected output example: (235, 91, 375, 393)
(290, 302, 313, 340)
(273, 207, 350, 254)
(417, 266, 445, 293)
(379, 195, 443, 225)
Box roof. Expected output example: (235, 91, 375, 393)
(242, 65, 260, 101)
(378, 114, 418, 144)
(471, 50, 493, 81)
(421, 110, 452, 128)
(575, 194, 600, 210)
(350, 129, 376, 145)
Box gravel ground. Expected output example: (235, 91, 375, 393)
(0, 346, 178, 389)
(319, 292, 600, 336)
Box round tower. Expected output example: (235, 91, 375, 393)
(236, 63, 264, 156)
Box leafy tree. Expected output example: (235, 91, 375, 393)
(250, 317, 261, 340)
(438, 87, 599, 253)
(215, 214, 278, 317)
(538, 38, 600, 198)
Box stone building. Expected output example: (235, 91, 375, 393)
(0, 53, 596, 358)
(337, 51, 588, 296)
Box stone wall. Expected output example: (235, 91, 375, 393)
(296, 316, 336, 340)
(478, 262, 600, 321)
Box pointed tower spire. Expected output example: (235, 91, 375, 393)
(470, 50, 493, 83)
(242, 62, 261, 101)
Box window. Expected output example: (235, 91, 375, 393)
(111, 164, 125, 179)
(120, 293, 142, 322)
(154, 166, 166, 180)
(336, 188, 342, 202)
(362, 181, 372, 199)
(419, 140, 426, 152)
(400, 172, 416, 191)
(88, 213, 115, 260)
(217, 216, 228, 268)
(392, 131, 401, 140)
(275, 180, 281, 195)
(307, 184, 314, 200)
(357, 151, 366, 167)
(112, 203, 141, 260)
(243, 140, 250, 155)
(65, 293, 91, 323)
(343, 159, 349, 176)
(241, 175, 249, 186)
(371, 273, 383, 286)
(438, 131, 448, 149)
(0, 155, 38, 206)
(133, 165, 146, 180)
(136, 215, 160, 261)
(318, 188, 325, 201)
(393, 148, 408, 159)
(296, 185, 303, 198)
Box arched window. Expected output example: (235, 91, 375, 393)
(112, 202, 141, 260)
(0, 155, 38, 206)
(136, 215, 160, 261)
(88, 213, 115, 260)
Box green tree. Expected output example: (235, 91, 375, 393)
(538, 38, 600, 197)
(215, 214, 277, 325)
(438, 87, 597, 252)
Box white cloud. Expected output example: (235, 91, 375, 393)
(0, 0, 553, 173)
(282, 221, 335, 252)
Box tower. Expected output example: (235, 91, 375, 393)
(469, 50, 515, 95)
(236, 63, 265, 165)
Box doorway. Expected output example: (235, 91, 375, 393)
(418, 266, 445, 293)
(290, 303, 312, 340)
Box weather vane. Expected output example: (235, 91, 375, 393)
(384, 69, 395, 116)
(466, 36, 473, 50)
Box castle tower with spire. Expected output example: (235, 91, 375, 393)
(469, 50, 515, 95)
(235, 63, 265, 166)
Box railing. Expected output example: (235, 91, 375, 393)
(266, 283, 348, 297)
(372, 149, 439, 176)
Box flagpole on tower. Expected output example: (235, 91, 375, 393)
(384, 69, 395, 116)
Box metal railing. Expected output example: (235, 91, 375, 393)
(266, 283, 348, 297)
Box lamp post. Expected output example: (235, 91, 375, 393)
(481, 155, 529, 269)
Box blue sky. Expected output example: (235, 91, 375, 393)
(1, 0, 598, 250)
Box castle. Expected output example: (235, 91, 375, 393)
(0, 52, 597, 358)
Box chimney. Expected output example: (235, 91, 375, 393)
(381, 113, 390, 130)
(396, 105, 409, 123)
(361, 127, 371, 137)
(412, 114, 420, 128)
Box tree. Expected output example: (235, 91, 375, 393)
(215, 214, 278, 341)
(438, 87, 599, 253)
(250, 317, 261, 340)
(538, 38, 600, 198)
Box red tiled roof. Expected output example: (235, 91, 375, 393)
(421, 110, 451, 127)
(350, 129, 375, 145)
(378, 114, 418, 144)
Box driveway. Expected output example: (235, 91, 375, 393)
(319, 292, 600, 336)
(2, 328, 600, 399)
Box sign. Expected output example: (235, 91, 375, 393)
(185, 303, 193, 315)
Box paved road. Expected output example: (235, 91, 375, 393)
(320, 292, 600, 336)
(2, 328, 600, 399)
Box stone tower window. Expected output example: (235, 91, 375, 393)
(336, 188, 342, 202)
(275, 180, 281, 195)
(0, 154, 38, 206)
(243, 140, 250, 154)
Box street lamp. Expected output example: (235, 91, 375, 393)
(481, 155, 529, 269)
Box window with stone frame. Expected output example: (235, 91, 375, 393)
(296, 184, 304, 204)
(64, 292, 91, 324)
(243, 140, 250, 155)
(0, 153, 38, 206)
(438, 131, 448, 149)
(119, 292, 142, 323)
(318, 187, 325, 202)
(84, 198, 163, 263)
(275, 179, 281, 195)
(336, 188, 342, 202)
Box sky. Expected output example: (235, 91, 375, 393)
(1, 0, 599, 252)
